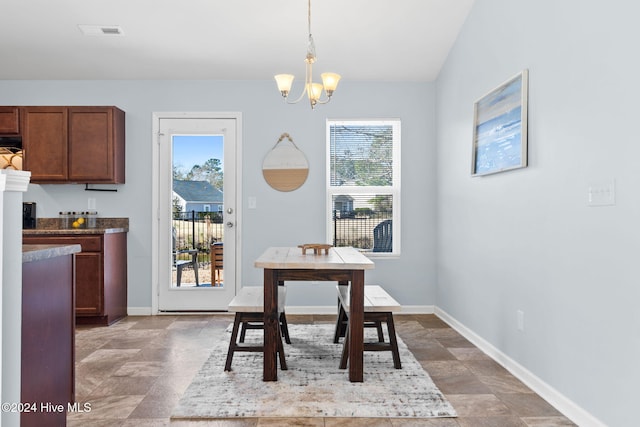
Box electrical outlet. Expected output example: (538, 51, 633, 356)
(517, 310, 525, 331)
(88, 198, 97, 210)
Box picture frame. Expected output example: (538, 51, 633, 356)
(471, 69, 528, 176)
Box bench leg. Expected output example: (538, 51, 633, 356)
(339, 325, 349, 370)
(333, 301, 348, 343)
(277, 327, 288, 370)
(280, 312, 291, 344)
(375, 321, 384, 342)
(386, 312, 402, 369)
(239, 321, 251, 343)
(224, 313, 243, 371)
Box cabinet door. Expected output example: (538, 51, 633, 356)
(22, 107, 68, 182)
(75, 251, 104, 315)
(69, 107, 125, 183)
(0, 107, 20, 134)
(23, 235, 107, 317)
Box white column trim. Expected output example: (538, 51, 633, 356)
(0, 170, 31, 193)
(0, 169, 30, 427)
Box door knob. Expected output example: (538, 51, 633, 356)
(226, 222, 234, 228)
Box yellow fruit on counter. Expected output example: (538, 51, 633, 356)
(72, 221, 80, 228)
(77, 217, 85, 224)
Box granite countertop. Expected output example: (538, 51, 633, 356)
(23, 244, 82, 263)
(23, 217, 129, 235)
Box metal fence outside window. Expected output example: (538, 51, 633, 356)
(332, 210, 392, 252)
(173, 209, 391, 260)
(173, 210, 224, 262)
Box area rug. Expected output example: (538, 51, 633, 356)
(171, 323, 457, 419)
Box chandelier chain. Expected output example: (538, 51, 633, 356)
(308, 0, 312, 36)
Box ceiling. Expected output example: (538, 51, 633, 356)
(0, 0, 475, 81)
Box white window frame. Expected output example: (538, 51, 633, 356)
(326, 119, 401, 257)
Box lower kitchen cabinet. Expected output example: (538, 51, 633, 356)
(23, 232, 127, 325)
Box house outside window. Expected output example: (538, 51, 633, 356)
(326, 119, 401, 255)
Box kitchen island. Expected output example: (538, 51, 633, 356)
(23, 217, 128, 325)
(22, 243, 81, 427)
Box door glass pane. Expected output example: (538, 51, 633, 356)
(172, 135, 224, 287)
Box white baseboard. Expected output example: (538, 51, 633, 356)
(127, 307, 152, 316)
(129, 306, 337, 316)
(434, 307, 606, 427)
(129, 307, 231, 316)
(398, 305, 434, 314)
(275, 305, 434, 315)
(128, 305, 435, 316)
(284, 306, 336, 315)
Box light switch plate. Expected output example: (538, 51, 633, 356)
(587, 179, 615, 207)
(248, 196, 257, 209)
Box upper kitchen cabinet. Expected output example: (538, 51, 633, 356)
(68, 107, 125, 183)
(0, 106, 20, 134)
(22, 107, 69, 182)
(22, 106, 125, 184)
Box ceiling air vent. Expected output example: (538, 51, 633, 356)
(78, 25, 125, 36)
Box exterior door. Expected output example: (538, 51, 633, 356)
(154, 114, 239, 311)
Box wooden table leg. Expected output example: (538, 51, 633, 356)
(263, 268, 278, 381)
(349, 269, 364, 382)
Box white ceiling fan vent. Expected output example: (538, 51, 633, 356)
(78, 25, 125, 36)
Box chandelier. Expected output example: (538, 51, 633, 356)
(274, 0, 341, 109)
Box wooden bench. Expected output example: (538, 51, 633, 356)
(224, 286, 290, 371)
(334, 284, 402, 369)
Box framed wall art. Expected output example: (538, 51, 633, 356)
(471, 69, 528, 176)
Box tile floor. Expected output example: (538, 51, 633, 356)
(68, 314, 576, 427)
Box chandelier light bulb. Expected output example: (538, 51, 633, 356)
(307, 82, 324, 107)
(321, 73, 341, 96)
(275, 74, 295, 98)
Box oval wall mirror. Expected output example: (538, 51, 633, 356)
(262, 133, 309, 192)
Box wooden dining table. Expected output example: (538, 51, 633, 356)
(255, 246, 375, 382)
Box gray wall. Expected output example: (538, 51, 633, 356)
(436, 1, 640, 426)
(0, 80, 437, 309)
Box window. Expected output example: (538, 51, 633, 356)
(326, 119, 401, 255)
